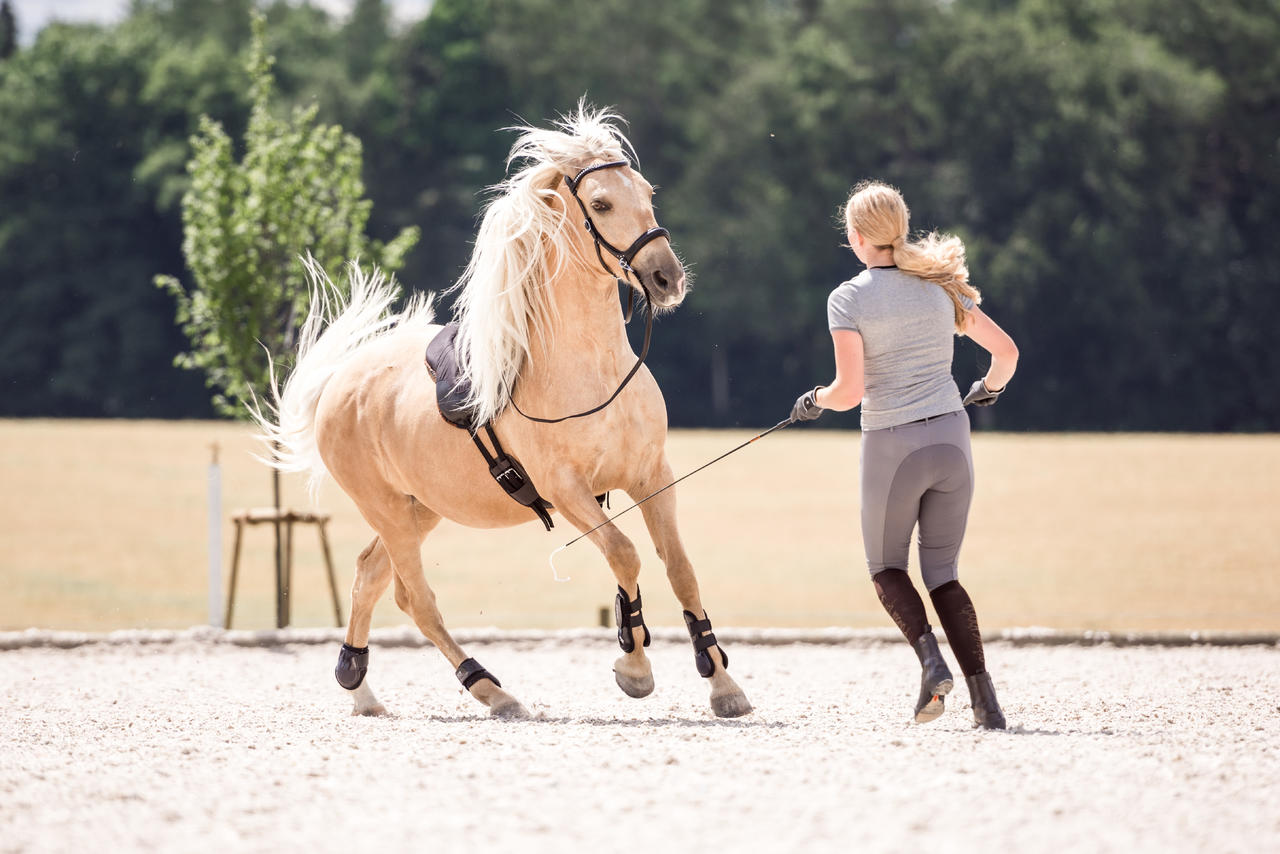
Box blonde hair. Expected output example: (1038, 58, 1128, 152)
(843, 181, 980, 331)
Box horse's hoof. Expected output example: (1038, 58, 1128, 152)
(489, 699, 531, 720)
(614, 668, 655, 699)
(346, 682, 387, 717)
(710, 691, 753, 719)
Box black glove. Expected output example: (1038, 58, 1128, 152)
(790, 387, 824, 422)
(962, 378, 1004, 407)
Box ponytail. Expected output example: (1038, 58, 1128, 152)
(843, 181, 980, 333)
(894, 231, 981, 333)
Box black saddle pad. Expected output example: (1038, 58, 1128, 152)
(425, 322, 475, 431)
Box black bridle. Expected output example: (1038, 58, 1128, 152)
(563, 159, 671, 288)
(511, 159, 673, 425)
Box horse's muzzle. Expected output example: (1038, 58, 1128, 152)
(643, 258, 687, 308)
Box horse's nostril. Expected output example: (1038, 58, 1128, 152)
(652, 269, 669, 290)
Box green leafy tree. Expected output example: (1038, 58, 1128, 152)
(0, 18, 228, 417)
(132, 0, 254, 49)
(4, 0, 1280, 431)
(156, 12, 418, 417)
(931, 0, 1231, 429)
(0, 1, 16, 61)
(341, 0, 392, 82)
(485, 0, 784, 423)
(359, 0, 515, 298)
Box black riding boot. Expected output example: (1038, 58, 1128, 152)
(966, 672, 1007, 730)
(911, 631, 954, 723)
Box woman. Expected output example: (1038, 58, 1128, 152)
(791, 181, 1018, 729)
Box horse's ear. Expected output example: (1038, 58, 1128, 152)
(542, 177, 567, 209)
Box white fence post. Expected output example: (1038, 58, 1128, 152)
(208, 442, 223, 627)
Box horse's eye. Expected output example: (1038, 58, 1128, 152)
(591, 199, 611, 212)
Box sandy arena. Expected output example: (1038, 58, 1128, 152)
(3, 628, 1277, 853)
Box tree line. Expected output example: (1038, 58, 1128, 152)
(1, 0, 1276, 430)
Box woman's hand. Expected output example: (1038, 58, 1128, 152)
(962, 378, 1004, 407)
(790, 387, 825, 422)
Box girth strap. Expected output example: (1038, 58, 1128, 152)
(425, 325, 609, 531)
(470, 425, 555, 531)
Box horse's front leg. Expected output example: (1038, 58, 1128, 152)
(635, 463, 753, 718)
(551, 487, 655, 700)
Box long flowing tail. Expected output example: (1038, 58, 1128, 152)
(251, 255, 434, 496)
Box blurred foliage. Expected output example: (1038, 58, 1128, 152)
(0, 2, 15, 61)
(0, 0, 1276, 429)
(154, 12, 418, 418)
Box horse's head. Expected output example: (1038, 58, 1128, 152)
(558, 159, 687, 309)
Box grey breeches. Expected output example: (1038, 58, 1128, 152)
(860, 409, 973, 591)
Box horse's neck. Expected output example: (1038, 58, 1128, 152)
(525, 271, 632, 389)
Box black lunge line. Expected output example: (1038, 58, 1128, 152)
(548, 417, 794, 581)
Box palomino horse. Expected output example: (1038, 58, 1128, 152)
(259, 107, 752, 719)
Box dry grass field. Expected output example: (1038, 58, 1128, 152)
(0, 418, 1276, 633)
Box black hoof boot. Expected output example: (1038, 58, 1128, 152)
(335, 643, 369, 690)
(911, 631, 953, 723)
(615, 586, 651, 653)
(683, 610, 728, 677)
(966, 672, 1007, 730)
(455, 657, 501, 690)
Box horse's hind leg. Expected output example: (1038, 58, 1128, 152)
(336, 536, 394, 716)
(636, 465, 752, 718)
(380, 498, 529, 719)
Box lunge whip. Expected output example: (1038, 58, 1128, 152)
(548, 417, 794, 581)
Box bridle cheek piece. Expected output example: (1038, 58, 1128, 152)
(562, 160, 671, 287)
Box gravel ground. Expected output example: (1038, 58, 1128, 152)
(3, 631, 1278, 854)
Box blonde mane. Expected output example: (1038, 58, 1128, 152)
(450, 104, 636, 427)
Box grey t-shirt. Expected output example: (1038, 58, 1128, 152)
(827, 267, 972, 431)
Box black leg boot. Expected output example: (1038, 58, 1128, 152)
(966, 672, 1007, 730)
(911, 631, 954, 723)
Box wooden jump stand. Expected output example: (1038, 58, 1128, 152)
(224, 507, 344, 629)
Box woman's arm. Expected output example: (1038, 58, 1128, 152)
(814, 329, 865, 411)
(963, 307, 1019, 391)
